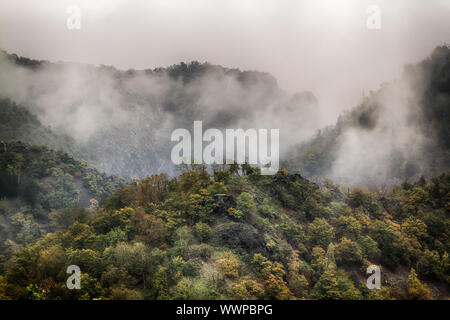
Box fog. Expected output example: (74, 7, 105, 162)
(1, 0, 449, 124)
(328, 75, 431, 186)
(0, 51, 321, 178)
(0, 1, 449, 182)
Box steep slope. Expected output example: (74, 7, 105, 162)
(0, 141, 125, 209)
(0, 141, 126, 253)
(0, 166, 448, 300)
(286, 46, 450, 186)
(0, 97, 91, 161)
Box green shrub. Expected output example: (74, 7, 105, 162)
(194, 222, 212, 241)
(236, 192, 256, 215)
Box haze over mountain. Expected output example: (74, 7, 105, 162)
(2, 0, 449, 123)
(0, 1, 449, 302)
(1, 46, 449, 186)
(0, 50, 320, 179)
(286, 46, 450, 186)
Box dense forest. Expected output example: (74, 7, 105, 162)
(0, 47, 449, 300)
(0, 165, 448, 299)
(0, 141, 125, 257)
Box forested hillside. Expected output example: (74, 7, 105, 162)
(0, 50, 319, 179)
(0, 47, 449, 300)
(0, 165, 448, 300)
(2, 47, 450, 184)
(0, 142, 125, 257)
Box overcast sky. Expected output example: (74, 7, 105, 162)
(0, 0, 449, 123)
